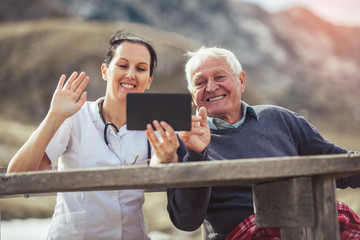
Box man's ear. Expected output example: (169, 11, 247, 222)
(146, 76, 153, 90)
(101, 64, 107, 81)
(240, 71, 246, 93)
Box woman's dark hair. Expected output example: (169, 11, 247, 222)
(104, 31, 158, 77)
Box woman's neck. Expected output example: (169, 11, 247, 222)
(101, 98, 126, 129)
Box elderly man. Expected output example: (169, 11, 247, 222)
(147, 46, 360, 240)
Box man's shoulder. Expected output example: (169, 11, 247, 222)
(252, 104, 290, 114)
(251, 104, 301, 121)
(251, 104, 309, 128)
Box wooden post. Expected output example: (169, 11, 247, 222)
(253, 177, 315, 228)
(307, 175, 340, 240)
(280, 228, 312, 240)
(253, 175, 340, 240)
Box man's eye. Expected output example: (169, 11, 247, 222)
(195, 81, 205, 87)
(215, 76, 224, 80)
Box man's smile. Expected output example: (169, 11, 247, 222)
(207, 95, 225, 102)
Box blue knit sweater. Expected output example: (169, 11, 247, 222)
(167, 105, 359, 240)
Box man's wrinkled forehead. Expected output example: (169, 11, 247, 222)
(190, 56, 229, 79)
(192, 69, 225, 81)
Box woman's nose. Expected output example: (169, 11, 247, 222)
(126, 67, 136, 79)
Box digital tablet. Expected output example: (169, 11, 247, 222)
(126, 93, 192, 131)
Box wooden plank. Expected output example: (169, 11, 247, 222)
(253, 177, 314, 228)
(1, 154, 359, 197)
(0, 188, 166, 199)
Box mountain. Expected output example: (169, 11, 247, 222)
(0, 20, 201, 123)
(0, 0, 72, 21)
(0, 0, 359, 133)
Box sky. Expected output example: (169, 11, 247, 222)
(239, 0, 360, 27)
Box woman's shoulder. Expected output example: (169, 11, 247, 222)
(76, 99, 101, 117)
(69, 99, 102, 125)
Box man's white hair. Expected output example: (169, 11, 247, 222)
(184, 46, 243, 91)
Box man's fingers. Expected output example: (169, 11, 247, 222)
(192, 128, 206, 135)
(198, 107, 208, 127)
(191, 115, 202, 123)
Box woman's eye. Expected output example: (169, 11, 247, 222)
(119, 65, 128, 68)
(137, 67, 146, 72)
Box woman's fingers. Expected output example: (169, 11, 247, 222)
(159, 121, 179, 147)
(58, 71, 89, 102)
(146, 120, 179, 156)
(56, 74, 66, 90)
(62, 71, 88, 93)
(146, 120, 179, 164)
(70, 72, 87, 92)
(152, 120, 178, 148)
(63, 71, 78, 90)
(145, 123, 159, 148)
(75, 76, 90, 97)
(77, 91, 88, 108)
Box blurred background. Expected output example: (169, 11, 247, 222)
(0, 0, 359, 239)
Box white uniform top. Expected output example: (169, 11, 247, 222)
(45, 98, 151, 240)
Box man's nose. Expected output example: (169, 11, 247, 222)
(206, 79, 219, 92)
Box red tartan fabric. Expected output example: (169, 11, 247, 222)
(338, 201, 360, 239)
(226, 201, 360, 240)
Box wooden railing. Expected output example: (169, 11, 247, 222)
(1, 153, 360, 240)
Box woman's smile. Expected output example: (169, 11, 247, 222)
(120, 83, 136, 89)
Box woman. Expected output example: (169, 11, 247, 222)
(7, 31, 178, 240)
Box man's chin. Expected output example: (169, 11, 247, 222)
(206, 109, 227, 119)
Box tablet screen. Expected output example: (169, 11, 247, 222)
(126, 93, 192, 131)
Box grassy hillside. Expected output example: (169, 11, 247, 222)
(0, 19, 202, 123)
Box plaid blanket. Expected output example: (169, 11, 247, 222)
(226, 201, 360, 240)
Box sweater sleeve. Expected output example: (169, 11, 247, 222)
(166, 141, 211, 231)
(283, 109, 360, 188)
(283, 110, 347, 155)
(337, 172, 360, 189)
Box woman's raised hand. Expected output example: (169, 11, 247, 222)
(7, 72, 89, 173)
(49, 71, 89, 121)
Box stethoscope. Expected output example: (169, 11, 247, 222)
(98, 99, 151, 163)
(98, 99, 119, 146)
